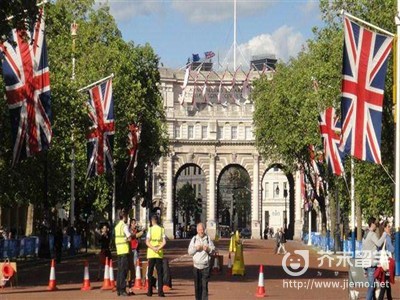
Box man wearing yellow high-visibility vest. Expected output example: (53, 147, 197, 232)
(146, 214, 166, 297)
(115, 210, 134, 297)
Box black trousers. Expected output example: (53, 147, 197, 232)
(193, 266, 210, 300)
(378, 276, 392, 300)
(117, 254, 129, 293)
(148, 258, 164, 295)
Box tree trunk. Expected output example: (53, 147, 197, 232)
(26, 203, 34, 236)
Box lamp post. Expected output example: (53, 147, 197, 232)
(284, 187, 288, 231)
(196, 192, 202, 223)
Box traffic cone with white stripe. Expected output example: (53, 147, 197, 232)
(101, 257, 112, 290)
(109, 258, 115, 290)
(255, 265, 266, 298)
(227, 253, 232, 277)
(47, 259, 58, 291)
(133, 259, 143, 290)
(211, 256, 220, 275)
(81, 260, 92, 291)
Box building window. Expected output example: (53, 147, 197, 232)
(188, 125, 194, 139)
(273, 166, 279, 172)
(231, 126, 238, 140)
(217, 126, 224, 139)
(174, 124, 181, 138)
(245, 126, 252, 140)
(265, 182, 269, 199)
(273, 182, 279, 198)
(201, 126, 208, 139)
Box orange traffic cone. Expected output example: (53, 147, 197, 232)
(255, 265, 266, 298)
(133, 259, 143, 290)
(81, 260, 92, 291)
(109, 258, 115, 290)
(101, 257, 112, 290)
(211, 256, 220, 275)
(47, 259, 58, 291)
(144, 265, 150, 290)
(227, 253, 232, 277)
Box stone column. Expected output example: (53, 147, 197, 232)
(164, 154, 174, 238)
(251, 155, 260, 239)
(207, 153, 216, 238)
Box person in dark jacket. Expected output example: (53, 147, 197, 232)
(377, 221, 394, 300)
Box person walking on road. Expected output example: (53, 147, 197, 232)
(275, 228, 287, 254)
(377, 220, 394, 300)
(146, 214, 166, 297)
(188, 223, 215, 300)
(362, 217, 387, 300)
(115, 210, 134, 297)
(97, 224, 112, 281)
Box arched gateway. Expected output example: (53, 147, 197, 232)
(136, 67, 305, 239)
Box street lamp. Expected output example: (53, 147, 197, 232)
(284, 187, 288, 230)
(275, 185, 280, 196)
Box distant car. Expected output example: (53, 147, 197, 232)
(240, 228, 251, 239)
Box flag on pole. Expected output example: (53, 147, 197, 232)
(217, 70, 227, 103)
(125, 123, 140, 181)
(340, 16, 393, 164)
(319, 107, 344, 176)
(202, 72, 211, 103)
(182, 63, 191, 90)
(192, 53, 200, 62)
(86, 79, 115, 177)
(191, 69, 201, 105)
(242, 69, 252, 99)
(0, 9, 52, 165)
(204, 51, 215, 59)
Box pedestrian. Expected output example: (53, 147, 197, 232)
(278, 228, 287, 254)
(146, 214, 166, 297)
(263, 227, 268, 240)
(362, 217, 387, 300)
(127, 219, 144, 292)
(377, 221, 394, 300)
(188, 223, 215, 300)
(274, 228, 281, 254)
(115, 210, 134, 297)
(97, 224, 112, 281)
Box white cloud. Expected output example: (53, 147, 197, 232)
(300, 0, 320, 15)
(171, 0, 273, 23)
(219, 25, 305, 68)
(95, 0, 163, 21)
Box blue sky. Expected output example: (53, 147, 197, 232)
(99, 0, 324, 69)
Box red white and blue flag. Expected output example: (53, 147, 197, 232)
(319, 107, 344, 176)
(86, 79, 115, 177)
(125, 123, 140, 181)
(0, 9, 52, 165)
(340, 16, 393, 164)
(204, 51, 215, 59)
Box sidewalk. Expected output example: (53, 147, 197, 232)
(0, 239, 399, 299)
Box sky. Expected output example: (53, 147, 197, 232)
(96, 0, 324, 69)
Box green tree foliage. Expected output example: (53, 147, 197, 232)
(176, 182, 200, 224)
(253, 0, 396, 230)
(0, 0, 168, 224)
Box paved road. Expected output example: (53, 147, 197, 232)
(0, 239, 399, 299)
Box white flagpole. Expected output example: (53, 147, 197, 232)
(233, 0, 237, 70)
(342, 10, 395, 37)
(78, 73, 114, 93)
(394, 0, 400, 276)
(351, 158, 356, 258)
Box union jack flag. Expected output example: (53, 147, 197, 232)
(86, 79, 114, 177)
(319, 107, 344, 176)
(204, 51, 215, 59)
(340, 16, 393, 164)
(0, 10, 52, 165)
(125, 123, 141, 181)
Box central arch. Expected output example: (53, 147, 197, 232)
(216, 164, 251, 236)
(173, 163, 207, 238)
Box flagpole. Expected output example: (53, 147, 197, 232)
(341, 10, 395, 37)
(77, 73, 114, 93)
(394, 0, 400, 276)
(233, 0, 237, 70)
(351, 158, 356, 258)
(70, 21, 77, 227)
